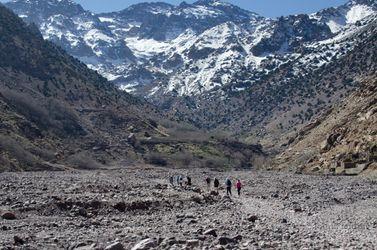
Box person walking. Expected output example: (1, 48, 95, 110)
(225, 177, 232, 196)
(205, 177, 211, 191)
(178, 175, 183, 187)
(214, 178, 220, 192)
(169, 176, 174, 186)
(186, 176, 192, 186)
(236, 179, 242, 196)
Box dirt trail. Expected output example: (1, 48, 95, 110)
(0, 167, 376, 249)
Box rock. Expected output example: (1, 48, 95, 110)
(105, 242, 125, 250)
(2, 211, 16, 220)
(293, 206, 303, 213)
(281, 218, 288, 223)
(186, 239, 199, 247)
(232, 235, 242, 242)
(185, 213, 195, 219)
(271, 193, 279, 198)
(131, 238, 157, 250)
(14, 235, 25, 245)
(128, 133, 137, 147)
(218, 236, 235, 245)
(203, 229, 217, 237)
(247, 215, 258, 223)
(321, 133, 341, 152)
(161, 237, 177, 246)
(114, 202, 127, 212)
(75, 244, 97, 250)
(214, 245, 225, 250)
(210, 190, 219, 196)
(345, 163, 368, 175)
(78, 208, 88, 217)
(342, 161, 356, 169)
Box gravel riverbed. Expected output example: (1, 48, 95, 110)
(1, 166, 376, 249)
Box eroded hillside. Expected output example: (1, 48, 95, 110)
(0, 4, 265, 172)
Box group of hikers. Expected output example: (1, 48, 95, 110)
(169, 175, 192, 187)
(169, 175, 243, 196)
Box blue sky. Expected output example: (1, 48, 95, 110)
(1, 0, 348, 17)
(70, 0, 348, 17)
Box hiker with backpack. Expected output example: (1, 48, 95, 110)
(178, 175, 183, 187)
(169, 176, 174, 186)
(205, 176, 211, 191)
(225, 177, 232, 196)
(186, 176, 192, 186)
(236, 179, 242, 196)
(214, 178, 220, 192)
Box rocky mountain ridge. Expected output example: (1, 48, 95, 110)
(2, 0, 376, 175)
(5, 0, 376, 95)
(0, 4, 265, 172)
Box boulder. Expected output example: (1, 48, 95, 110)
(210, 190, 219, 196)
(345, 163, 368, 176)
(2, 211, 16, 220)
(14, 235, 24, 245)
(131, 238, 157, 250)
(342, 161, 356, 169)
(293, 206, 303, 213)
(232, 235, 242, 242)
(113, 202, 127, 212)
(247, 215, 258, 223)
(127, 133, 137, 147)
(186, 239, 199, 247)
(105, 242, 125, 250)
(203, 228, 217, 237)
(321, 133, 341, 152)
(75, 244, 97, 250)
(218, 236, 235, 245)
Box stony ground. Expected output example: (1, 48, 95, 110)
(0, 166, 377, 250)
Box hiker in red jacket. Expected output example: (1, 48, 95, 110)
(236, 179, 242, 196)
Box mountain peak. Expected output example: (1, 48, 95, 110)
(9, 0, 78, 6)
(348, 0, 377, 7)
(193, 0, 231, 7)
(5, 0, 86, 19)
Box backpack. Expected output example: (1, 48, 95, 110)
(226, 179, 231, 187)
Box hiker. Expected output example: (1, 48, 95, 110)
(169, 176, 174, 186)
(236, 179, 242, 196)
(225, 177, 232, 196)
(178, 175, 183, 187)
(214, 178, 220, 192)
(186, 176, 192, 186)
(175, 175, 180, 186)
(205, 177, 211, 190)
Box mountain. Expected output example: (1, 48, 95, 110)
(0, 3, 265, 172)
(4, 0, 262, 93)
(271, 19, 376, 175)
(2, 0, 376, 174)
(161, 16, 377, 144)
(5, 0, 376, 96)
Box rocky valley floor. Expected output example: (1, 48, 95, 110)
(0, 166, 377, 249)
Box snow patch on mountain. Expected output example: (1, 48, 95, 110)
(125, 38, 170, 58)
(346, 4, 374, 23)
(5, 0, 376, 97)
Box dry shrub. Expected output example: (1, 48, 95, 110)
(1, 89, 85, 137)
(29, 146, 56, 161)
(170, 151, 194, 167)
(67, 152, 104, 170)
(46, 98, 85, 137)
(146, 153, 168, 166)
(0, 135, 38, 168)
(1, 89, 50, 129)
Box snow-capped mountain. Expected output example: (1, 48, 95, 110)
(4, 0, 376, 97)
